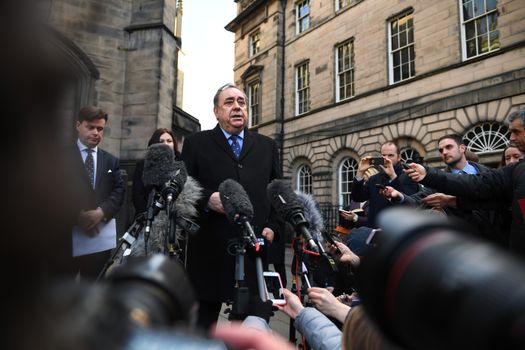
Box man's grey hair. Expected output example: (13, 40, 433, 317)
(508, 108, 525, 125)
(213, 83, 246, 107)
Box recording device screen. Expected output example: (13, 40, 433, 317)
(263, 272, 286, 305)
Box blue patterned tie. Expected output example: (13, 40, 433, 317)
(230, 135, 241, 159)
(85, 148, 95, 188)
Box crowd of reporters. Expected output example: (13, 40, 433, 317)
(4, 1, 525, 348)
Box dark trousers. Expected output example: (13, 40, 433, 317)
(72, 250, 111, 280)
(197, 300, 223, 331)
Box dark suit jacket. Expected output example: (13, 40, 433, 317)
(181, 125, 281, 302)
(72, 147, 125, 220)
(352, 163, 419, 227)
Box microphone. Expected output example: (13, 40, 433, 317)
(296, 191, 338, 271)
(142, 144, 184, 244)
(143, 144, 177, 188)
(161, 161, 187, 204)
(218, 179, 260, 251)
(267, 179, 320, 253)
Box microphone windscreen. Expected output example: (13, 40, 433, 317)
(218, 179, 254, 223)
(143, 144, 176, 187)
(266, 179, 303, 219)
(296, 191, 324, 241)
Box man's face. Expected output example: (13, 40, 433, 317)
(509, 119, 525, 153)
(76, 118, 106, 148)
(214, 87, 247, 134)
(438, 138, 465, 167)
(381, 144, 400, 165)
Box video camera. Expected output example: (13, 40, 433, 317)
(21, 255, 228, 350)
(356, 207, 525, 350)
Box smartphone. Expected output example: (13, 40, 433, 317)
(369, 157, 384, 166)
(375, 183, 386, 190)
(321, 230, 341, 255)
(400, 162, 411, 170)
(263, 271, 286, 306)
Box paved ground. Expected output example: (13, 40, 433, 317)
(217, 245, 296, 341)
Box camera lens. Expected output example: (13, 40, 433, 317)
(356, 208, 525, 350)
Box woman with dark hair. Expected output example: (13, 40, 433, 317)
(499, 145, 524, 167)
(132, 128, 180, 216)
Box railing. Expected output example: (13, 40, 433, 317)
(319, 203, 341, 233)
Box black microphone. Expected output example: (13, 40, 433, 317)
(267, 179, 319, 253)
(161, 161, 187, 205)
(218, 179, 260, 251)
(142, 144, 177, 243)
(143, 144, 177, 188)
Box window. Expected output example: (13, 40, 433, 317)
(335, 0, 354, 11)
(463, 122, 509, 154)
(400, 147, 422, 163)
(296, 0, 310, 34)
(249, 31, 260, 57)
(297, 164, 313, 194)
(389, 12, 415, 84)
(338, 157, 358, 207)
(335, 40, 355, 101)
(248, 81, 260, 127)
(459, 0, 499, 60)
(296, 62, 310, 115)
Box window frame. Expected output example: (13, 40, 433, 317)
(296, 0, 311, 34)
(388, 11, 415, 84)
(296, 164, 313, 194)
(338, 157, 358, 207)
(295, 61, 310, 115)
(335, 39, 355, 102)
(249, 30, 261, 57)
(247, 80, 261, 127)
(458, 0, 500, 61)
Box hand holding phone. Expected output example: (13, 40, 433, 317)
(369, 157, 384, 166)
(375, 183, 386, 190)
(263, 271, 286, 306)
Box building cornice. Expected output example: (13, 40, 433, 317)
(225, 0, 267, 32)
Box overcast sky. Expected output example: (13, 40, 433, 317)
(181, 1, 237, 131)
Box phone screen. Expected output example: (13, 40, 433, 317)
(263, 272, 286, 305)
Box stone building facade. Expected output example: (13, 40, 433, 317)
(47, 0, 199, 160)
(226, 0, 525, 208)
(45, 0, 199, 228)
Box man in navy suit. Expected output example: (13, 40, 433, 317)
(72, 106, 125, 278)
(181, 83, 281, 330)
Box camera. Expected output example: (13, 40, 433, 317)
(369, 157, 384, 166)
(22, 255, 229, 350)
(356, 207, 525, 350)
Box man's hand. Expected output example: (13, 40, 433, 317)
(422, 193, 457, 208)
(378, 185, 402, 200)
(261, 227, 274, 242)
(405, 163, 427, 182)
(278, 289, 304, 320)
(212, 323, 295, 350)
(326, 241, 360, 267)
(78, 207, 104, 236)
(340, 210, 356, 221)
(380, 157, 397, 180)
(307, 287, 351, 323)
(207, 192, 225, 214)
(357, 156, 373, 178)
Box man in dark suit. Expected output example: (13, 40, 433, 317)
(181, 83, 281, 330)
(351, 141, 419, 227)
(72, 106, 125, 278)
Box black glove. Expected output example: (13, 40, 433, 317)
(247, 295, 274, 324)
